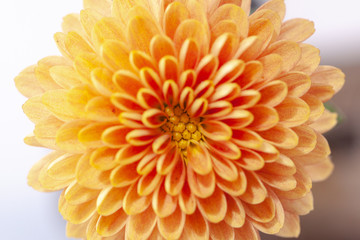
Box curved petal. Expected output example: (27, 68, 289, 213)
(96, 208, 128, 237)
(125, 205, 157, 239)
(181, 209, 209, 240)
(152, 183, 177, 218)
(224, 194, 245, 228)
(187, 167, 216, 198)
(158, 206, 185, 240)
(110, 162, 139, 187)
(97, 186, 128, 216)
(197, 187, 227, 223)
(239, 170, 267, 204)
(123, 183, 152, 215)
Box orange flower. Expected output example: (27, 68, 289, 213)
(15, 0, 345, 239)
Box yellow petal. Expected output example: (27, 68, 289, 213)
(59, 191, 96, 224)
(97, 186, 128, 216)
(123, 183, 152, 215)
(125, 206, 157, 240)
(110, 162, 139, 187)
(35, 56, 68, 91)
(74, 52, 105, 85)
(83, 0, 112, 16)
(92, 17, 126, 52)
(50, 65, 82, 89)
(100, 40, 132, 72)
(96, 208, 128, 237)
(56, 120, 90, 153)
(64, 181, 100, 205)
(78, 122, 113, 149)
(90, 147, 118, 171)
(66, 221, 88, 239)
(80, 9, 102, 38)
(76, 151, 111, 190)
(41, 89, 78, 121)
(47, 153, 81, 181)
(14, 65, 44, 98)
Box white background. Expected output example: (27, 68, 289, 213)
(0, 1, 359, 239)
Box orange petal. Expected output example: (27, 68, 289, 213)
(205, 138, 241, 160)
(187, 140, 212, 175)
(257, 0, 286, 21)
(159, 56, 179, 82)
(281, 191, 314, 216)
(250, 9, 281, 39)
(275, 97, 310, 127)
(276, 211, 300, 238)
(248, 105, 279, 131)
(279, 18, 315, 42)
(211, 33, 239, 65)
(205, 101, 233, 119)
(258, 80, 288, 107)
(125, 205, 157, 239)
(210, 83, 240, 102)
(97, 186, 128, 216)
(224, 195, 245, 228)
(311, 65, 345, 93)
(127, 16, 160, 53)
(66, 221, 88, 239)
(56, 120, 90, 153)
(307, 83, 335, 102)
(179, 181, 197, 214)
(244, 195, 275, 223)
(188, 98, 208, 118)
(187, 167, 216, 198)
(194, 80, 215, 99)
(292, 43, 320, 75)
(100, 40, 131, 72)
(150, 34, 176, 62)
(258, 172, 297, 191)
(90, 147, 118, 171)
(119, 112, 144, 129)
(123, 183, 152, 215)
(261, 154, 296, 176)
(196, 54, 219, 83)
(115, 145, 150, 165)
(163, 80, 180, 106)
(234, 220, 260, 240)
(76, 152, 111, 190)
(216, 165, 247, 196)
(199, 120, 232, 141)
(110, 162, 139, 187)
(64, 181, 100, 205)
(217, 109, 253, 129)
(309, 109, 338, 134)
(179, 38, 200, 70)
(139, 67, 162, 95)
(158, 206, 186, 240)
(179, 87, 195, 110)
(137, 88, 164, 110)
(174, 19, 209, 56)
(96, 208, 128, 237)
(213, 59, 245, 86)
(178, 69, 196, 90)
(235, 60, 263, 89)
(164, 1, 190, 39)
(211, 155, 238, 182)
(257, 53, 283, 82)
(101, 126, 131, 148)
(258, 125, 299, 149)
(111, 92, 144, 112)
(235, 149, 265, 171)
(302, 93, 325, 122)
(59, 191, 96, 224)
(113, 70, 142, 97)
(181, 209, 209, 240)
(152, 183, 177, 218)
(197, 187, 227, 223)
(209, 221, 234, 240)
(165, 158, 186, 196)
(85, 96, 120, 122)
(279, 71, 311, 97)
(137, 168, 163, 196)
(156, 146, 179, 175)
(232, 129, 264, 150)
(126, 129, 158, 146)
(239, 170, 267, 204)
(303, 157, 334, 182)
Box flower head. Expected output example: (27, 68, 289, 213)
(15, 0, 345, 239)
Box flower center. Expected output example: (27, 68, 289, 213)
(161, 106, 203, 159)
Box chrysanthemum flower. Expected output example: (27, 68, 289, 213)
(15, 0, 345, 239)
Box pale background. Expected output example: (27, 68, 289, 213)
(0, 0, 359, 239)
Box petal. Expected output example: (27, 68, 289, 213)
(187, 167, 216, 198)
(158, 206, 186, 240)
(303, 157, 334, 182)
(210, 83, 241, 102)
(217, 109, 254, 129)
(261, 154, 296, 176)
(258, 80, 288, 107)
(174, 19, 209, 56)
(205, 101, 233, 119)
(257, 0, 286, 21)
(197, 187, 227, 223)
(275, 97, 310, 127)
(181, 209, 209, 240)
(235, 60, 263, 89)
(125, 205, 157, 239)
(279, 71, 311, 97)
(179, 87, 195, 110)
(76, 152, 111, 190)
(130, 50, 157, 71)
(64, 181, 100, 205)
(194, 80, 215, 99)
(156, 146, 179, 175)
(279, 18, 315, 42)
(83, 0, 111, 16)
(213, 59, 245, 86)
(127, 15, 160, 53)
(85, 95, 120, 122)
(250, 9, 281, 38)
(235, 149, 265, 171)
(311, 65, 345, 93)
(258, 125, 299, 149)
(248, 105, 279, 131)
(224, 195, 245, 228)
(179, 181, 197, 214)
(309, 110, 338, 134)
(258, 172, 297, 191)
(152, 183, 177, 218)
(119, 112, 144, 128)
(101, 126, 131, 148)
(126, 129, 158, 146)
(111, 92, 144, 112)
(178, 69, 196, 90)
(137, 168, 163, 196)
(232, 129, 264, 150)
(205, 138, 241, 160)
(159, 56, 179, 82)
(276, 211, 300, 238)
(137, 88, 164, 110)
(209, 221, 234, 240)
(59, 191, 96, 224)
(239, 170, 267, 204)
(74, 52, 104, 85)
(257, 53, 283, 82)
(216, 165, 247, 196)
(211, 32, 239, 65)
(97, 186, 127, 216)
(90, 147, 118, 171)
(234, 220, 260, 240)
(78, 122, 113, 149)
(139, 68, 162, 97)
(187, 140, 212, 175)
(188, 98, 208, 118)
(179, 38, 200, 70)
(14, 65, 44, 98)
(96, 208, 128, 237)
(281, 126, 317, 156)
(113, 70, 142, 97)
(150, 34, 176, 62)
(80, 8, 102, 38)
(123, 183, 152, 215)
(165, 158, 186, 196)
(244, 195, 275, 223)
(211, 155, 238, 182)
(100, 40, 131, 72)
(164, 1, 190, 39)
(110, 162, 139, 187)
(115, 145, 150, 165)
(46, 153, 80, 181)
(281, 191, 314, 216)
(56, 120, 90, 153)
(163, 80, 180, 106)
(92, 17, 126, 52)
(66, 221, 88, 239)
(292, 43, 320, 75)
(199, 120, 232, 141)
(41, 90, 77, 121)
(302, 93, 325, 122)
(50, 65, 82, 89)
(196, 54, 219, 83)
